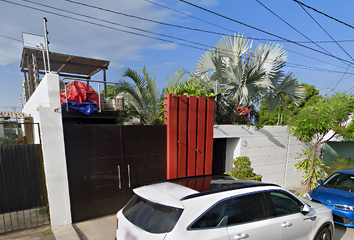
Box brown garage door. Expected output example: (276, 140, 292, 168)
(63, 124, 166, 222)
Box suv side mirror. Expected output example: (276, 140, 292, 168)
(317, 179, 323, 185)
(301, 204, 310, 215)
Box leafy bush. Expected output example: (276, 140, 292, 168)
(0, 137, 16, 146)
(227, 156, 262, 181)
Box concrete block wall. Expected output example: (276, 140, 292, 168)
(214, 125, 307, 188)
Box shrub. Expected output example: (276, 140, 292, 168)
(227, 156, 262, 181)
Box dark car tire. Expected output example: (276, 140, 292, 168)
(314, 227, 331, 240)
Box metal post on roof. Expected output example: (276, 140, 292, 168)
(39, 43, 47, 73)
(103, 68, 107, 99)
(98, 84, 101, 113)
(65, 82, 69, 112)
(43, 17, 51, 72)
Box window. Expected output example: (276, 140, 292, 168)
(123, 195, 183, 233)
(323, 173, 354, 191)
(267, 191, 301, 216)
(225, 193, 267, 225)
(190, 193, 267, 229)
(323, 173, 341, 188)
(190, 200, 227, 229)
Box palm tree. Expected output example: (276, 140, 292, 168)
(195, 33, 305, 110)
(115, 67, 160, 125)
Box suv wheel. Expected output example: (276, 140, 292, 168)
(314, 227, 330, 240)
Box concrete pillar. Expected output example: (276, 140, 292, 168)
(23, 73, 72, 229)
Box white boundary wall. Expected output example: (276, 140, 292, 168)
(214, 125, 306, 188)
(22, 73, 72, 229)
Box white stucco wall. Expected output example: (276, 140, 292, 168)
(22, 73, 72, 229)
(214, 125, 306, 188)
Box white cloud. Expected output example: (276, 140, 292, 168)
(0, 0, 174, 66)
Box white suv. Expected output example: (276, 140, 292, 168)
(116, 175, 334, 240)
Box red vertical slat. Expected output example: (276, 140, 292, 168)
(196, 97, 206, 176)
(164, 95, 169, 125)
(187, 96, 197, 177)
(204, 97, 215, 175)
(178, 95, 188, 178)
(166, 94, 178, 179)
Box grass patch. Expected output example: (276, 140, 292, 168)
(42, 228, 53, 237)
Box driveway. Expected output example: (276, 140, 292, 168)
(333, 224, 354, 240)
(73, 215, 354, 240)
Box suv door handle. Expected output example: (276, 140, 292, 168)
(304, 216, 317, 221)
(281, 222, 292, 228)
(234, 233, 248, 239)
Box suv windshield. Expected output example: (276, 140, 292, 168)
(323, 173, 354, 191)
(123, 195, 183, 234)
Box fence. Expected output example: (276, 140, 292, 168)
(0, 122, 48, 234)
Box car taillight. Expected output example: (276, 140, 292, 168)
(117, 218, 119, 230)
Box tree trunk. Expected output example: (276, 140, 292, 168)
(277, 105, 280, 125)
(306, 145, 318, 192)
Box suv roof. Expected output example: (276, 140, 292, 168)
(169, 174, 279, 200)
(133, 175, 279, 208)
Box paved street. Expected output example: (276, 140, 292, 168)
(0, 216, 353, 239)
(333, 224, 354, 240)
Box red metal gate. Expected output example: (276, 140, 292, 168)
(164, 94, 215, 179)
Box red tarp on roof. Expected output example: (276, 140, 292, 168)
(60, 81, 99, 107)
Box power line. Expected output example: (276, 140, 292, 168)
(318, 73, 354, 90)
(144, 0, 351, 71)
(63, 0, 354, 46)
(20, 0, 212, 50)
(297, 2, 354, 62)
(293, 1, 354, 90)
(3, 31, 351, 76)
(331, 64, 352, 91)
(2, 0, 352, 75)
(178, 0, 354, 65)
(61, 0, 229, 37)
(256, 0, 352, 69)
(0, 34, 22, 43)
(0, 0, 207, 51)
(293, 0, 354, 31)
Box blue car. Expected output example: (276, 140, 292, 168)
(309, 169, 354, 227)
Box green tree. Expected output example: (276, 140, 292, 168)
(294, 148, 328, 189)
(115, 67, 161, 125)
(290, 92, 354, 192)
(195, 33, 305, 109)
(259, 83, 320, 125)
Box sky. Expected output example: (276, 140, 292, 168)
(1, 0, 354, 111)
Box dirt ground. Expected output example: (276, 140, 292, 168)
(0, 225, 55, 240)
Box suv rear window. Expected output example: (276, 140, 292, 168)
(123, 195, 183, 233)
